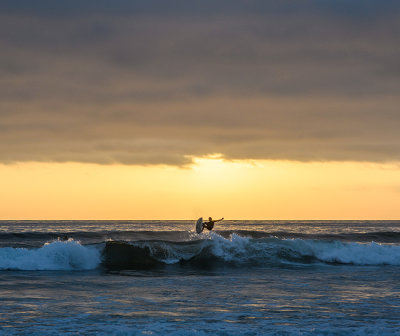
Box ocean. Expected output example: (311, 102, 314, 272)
(0, 220, 399, 335)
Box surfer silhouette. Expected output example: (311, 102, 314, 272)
(202, 217, 224, 231)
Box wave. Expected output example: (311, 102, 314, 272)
(103, 233, 400, 269)
(1, 233, 399, 271)
(0, 240, 101, 271)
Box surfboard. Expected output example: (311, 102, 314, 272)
(196, 217, 203, 234)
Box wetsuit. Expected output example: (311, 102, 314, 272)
(203, 221, 215, 230)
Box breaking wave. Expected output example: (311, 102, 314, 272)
(0, 240, 101, 271)
(1, 233, 399, 271)
(103, 233, 400, 269)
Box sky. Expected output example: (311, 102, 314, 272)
(1, 0, 400, 219)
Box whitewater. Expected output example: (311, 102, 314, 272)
(1, 220, 400, 335)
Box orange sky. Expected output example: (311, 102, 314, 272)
(1, 159, 399, 219)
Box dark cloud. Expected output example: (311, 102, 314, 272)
(0, 1, 400, 165)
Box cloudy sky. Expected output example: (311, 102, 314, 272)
(1, 1, 400, 219)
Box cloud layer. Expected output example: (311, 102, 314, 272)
(1, 1, 400, 165)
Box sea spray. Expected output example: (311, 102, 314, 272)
(0, 239, 101, 270)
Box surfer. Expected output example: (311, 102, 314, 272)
(202, 217, 224, 231)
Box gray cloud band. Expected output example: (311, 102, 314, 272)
(1, 1, 399, 165)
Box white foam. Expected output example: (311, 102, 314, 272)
(292, 239, 400, 265)
(209, 232, 254, 262)
(198, 233, 400, 266)
(0, 240, 101, 270)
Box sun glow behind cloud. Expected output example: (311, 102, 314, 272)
(1, 1, 400, 220)
(1, 159, 399, 220)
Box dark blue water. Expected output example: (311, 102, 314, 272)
(1, 220, 400, 335)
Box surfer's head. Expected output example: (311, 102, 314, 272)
(209, 217, 212, 221)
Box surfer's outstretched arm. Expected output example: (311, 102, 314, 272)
(215, 218, 224, 222)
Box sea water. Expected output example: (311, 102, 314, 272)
(0, 220, 399, 335)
